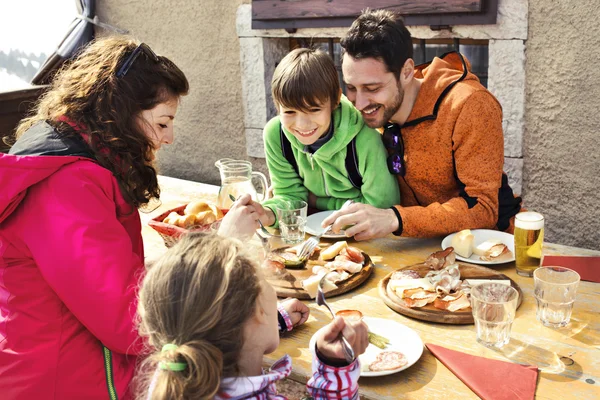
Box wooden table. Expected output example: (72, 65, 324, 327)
(142, 175, 600, 400)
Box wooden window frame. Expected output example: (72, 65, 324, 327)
(252, 0, 498, 30)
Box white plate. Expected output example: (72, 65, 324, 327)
(305, 210, 347, 239)
(441, 229, 515, 265)
(309, 316, 423, 377)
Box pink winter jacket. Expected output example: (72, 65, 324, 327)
(0, 123, 145, 399)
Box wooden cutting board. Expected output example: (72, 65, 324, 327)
(378, 262, 523, 324)
(267, 253, 374, 300)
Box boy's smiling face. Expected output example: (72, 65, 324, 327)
(279, 99, 334, 146)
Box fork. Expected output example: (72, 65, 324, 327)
(228, 194, 272, 237)
(297, 199, 354, 260)
(316, 274, 355, 364)
(297, 224, 332, 260)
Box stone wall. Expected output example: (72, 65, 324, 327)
(524, 1, 600, 249)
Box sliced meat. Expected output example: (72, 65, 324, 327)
(335, 309, 363, 321)
(391, 270, 421, 280)
(425, 247, 456, 270)
(433, 292, 471, 312)
(340, 246, 365, 264)
(369, 351, 407, 371)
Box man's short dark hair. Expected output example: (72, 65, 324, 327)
(341, 8, 413, 78)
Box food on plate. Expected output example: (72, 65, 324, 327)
(472, 239, 503, 256)
(451, 229, 475, 258)
(302, 274, 337, 299)
(271, 248, 307, 268)
(480, 243, 511, 262)
(464, 279, 510, 286)
(300, 242, 367, 299)
(163, 200, 224, 228)
(262, 258, 286, 277)
(424, 247, 455, 270)
(433, 292, 471, 311)
(368, 351, 407, 372)
(320, 240, 348, 260)
(368, 331, 391, 349)
(335, 309, 363, 321)
(388, 248, 476, 312)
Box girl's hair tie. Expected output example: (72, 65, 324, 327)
(159, 343, 187, 371)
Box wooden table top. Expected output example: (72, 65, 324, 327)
(142, 175, 600, 400)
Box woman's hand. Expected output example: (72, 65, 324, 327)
(280, 298, 310, 327)
(316, 316, 369, 365)
(217, 193, 260, 241)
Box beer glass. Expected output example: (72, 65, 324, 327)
(514, 212, 544, 277)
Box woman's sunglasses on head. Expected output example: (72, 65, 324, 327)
(382, 123, 406, 177)
(116, 43, 159, 78)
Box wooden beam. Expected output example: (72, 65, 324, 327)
(253, 0, 483, 21)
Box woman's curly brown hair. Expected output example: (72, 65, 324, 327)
(15, 36, 189, 208)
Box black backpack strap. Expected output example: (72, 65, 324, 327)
(345, 137, 363, 189)
(280, 124, 299, 175)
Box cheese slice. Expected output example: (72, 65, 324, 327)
(302, 274, 337, 299)
(451, 229, 475, 258)
(321, 241, 348, 260)
(473, 239, 503, 256)
(464, 279, 511, 286)
(388, 278, 435, 293)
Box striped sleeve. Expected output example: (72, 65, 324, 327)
(307, 348, 360, 400)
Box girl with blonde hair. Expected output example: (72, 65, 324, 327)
(138, 233, 368, 399)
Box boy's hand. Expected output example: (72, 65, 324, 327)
(280, 298, 310, 327)
(316, 316, 369, 364)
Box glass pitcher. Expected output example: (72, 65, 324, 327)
(215, 158, 269, 208)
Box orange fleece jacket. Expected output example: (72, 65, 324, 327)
(393, 52, 521, 238)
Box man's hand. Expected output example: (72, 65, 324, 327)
(280, 298, 310, 327)
(316, 316, 369, 364)
(321, 203, 399, 241)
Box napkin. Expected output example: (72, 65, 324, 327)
(541, 255, 600, 283)
(425, 343, 538, 400)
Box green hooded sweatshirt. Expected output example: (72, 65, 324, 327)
(262, 95, 400, 227)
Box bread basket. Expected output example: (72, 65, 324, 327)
(148, 204, 228, 248)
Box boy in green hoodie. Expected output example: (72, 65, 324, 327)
(258, 48, 400, 227)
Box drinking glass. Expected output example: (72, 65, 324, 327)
(276, 200, 307, 245)
(514, 211, 545, 276)
(471, 283, 519, 348)
(534, 266, 580, 328)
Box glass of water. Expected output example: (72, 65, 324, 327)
(276, 200, 307, 245)
(471, 282, 519, 348)
(534, 266, 580, 328)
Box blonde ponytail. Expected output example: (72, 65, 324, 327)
(136, 233, 262, 399)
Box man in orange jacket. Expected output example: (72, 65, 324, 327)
(323, 8, 522, 240)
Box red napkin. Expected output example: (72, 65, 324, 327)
(541, 255, 600, 283)
(426, 343, 538, 400)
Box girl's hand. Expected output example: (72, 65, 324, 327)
(316, 316, 369, 364)
(280, 298, 309, 327)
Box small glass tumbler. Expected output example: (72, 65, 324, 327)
(533, 266, 580, 328)
(471, 283, 519, 348)
(276, 200, 308, 245)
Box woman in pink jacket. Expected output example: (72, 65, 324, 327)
(0, 37, 260, 399)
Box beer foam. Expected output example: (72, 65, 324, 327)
(515, 212, 544, 230)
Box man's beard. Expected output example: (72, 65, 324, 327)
(364, 87, 404, 129)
